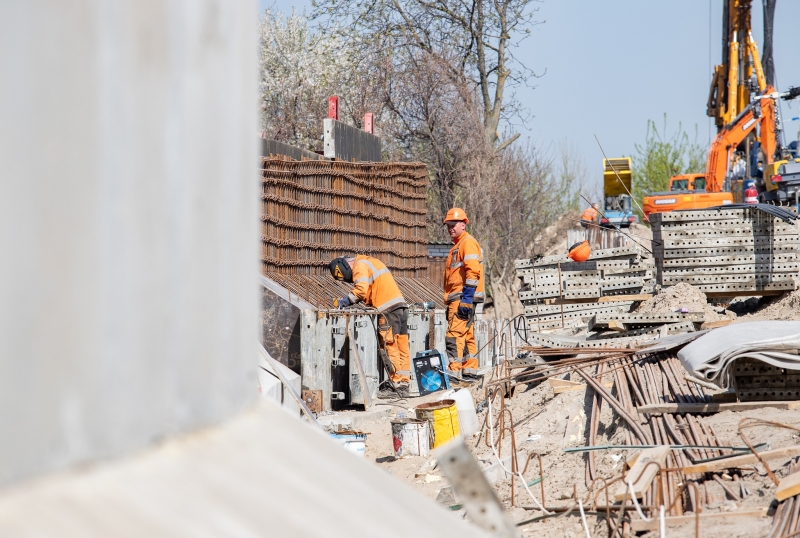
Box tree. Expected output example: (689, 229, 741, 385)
(631, 115, 706, 215)
(312, 0, 542, 148)
(258, 9, 385, 150)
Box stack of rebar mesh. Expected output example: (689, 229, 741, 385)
(260, 157, 429, 278)
(515, 246, 657, 331)
(650, 207, 800, 296)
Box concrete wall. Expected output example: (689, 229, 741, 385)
(0, 0, 258, 486)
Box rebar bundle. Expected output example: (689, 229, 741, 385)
(260, 157, 429, 278)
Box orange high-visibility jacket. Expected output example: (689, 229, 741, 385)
(346, 255, 406, 312)
(443, 232, 485, 304)
(581, 207, 598, 222)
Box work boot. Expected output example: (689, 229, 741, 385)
(378, 381, 409, 399)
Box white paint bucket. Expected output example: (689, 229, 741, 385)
(391, 418, 430, 458)
(330, 432, 367, 457)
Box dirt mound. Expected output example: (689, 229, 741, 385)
(531, 210, 583, 257)
(737, 289, 800, 321)
(635, 282, 733, 322)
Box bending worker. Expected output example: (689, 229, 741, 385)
(442, 208, 484, 372)
(580, 202, 599, 228)
(329, 255, 410, 397)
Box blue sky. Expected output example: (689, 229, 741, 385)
(257, 0, 800, 189)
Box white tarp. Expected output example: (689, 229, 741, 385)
(677, 321, 800, 389)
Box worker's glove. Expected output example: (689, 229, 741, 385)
(456, 302, 473, 320)
(336, 296, 351, 309)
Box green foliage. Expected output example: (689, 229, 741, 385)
(631, 114, 706, 214)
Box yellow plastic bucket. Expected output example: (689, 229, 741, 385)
(415, 399, 460, 448)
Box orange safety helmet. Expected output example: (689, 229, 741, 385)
(568, 240, 591, 262)
(443, 207, 469, 224)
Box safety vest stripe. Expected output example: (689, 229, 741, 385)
(355, 259, 389, 284)
(375, 296, 406, 312)
(465, 278, 479, 287)
(450, 261, 464, 269)
(463, 254, 481, 261)
(347, 292, 360, 304)
(446, 292, 462, 303)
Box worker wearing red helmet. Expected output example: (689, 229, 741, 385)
(442, 208, 484, 372)
(329, 255, 410, 396)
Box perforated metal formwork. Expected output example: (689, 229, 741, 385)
(588, 312, 704, 331)
(733, 358, 800, 401)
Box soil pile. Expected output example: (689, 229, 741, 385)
(635, 282, 733, 322)
(532, 210, 583, 257)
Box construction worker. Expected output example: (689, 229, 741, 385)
(580, 202, 599, 228)
(442, 208, 484, 373)
(329, 255, 410, 397)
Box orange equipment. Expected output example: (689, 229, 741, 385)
(642, 86, 795, 216)
(642, 174, 733, 217)
(443, 207, 469, 223)
(568, 241, 591, 262)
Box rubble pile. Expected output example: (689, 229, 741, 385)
(651, 207, 800, 296)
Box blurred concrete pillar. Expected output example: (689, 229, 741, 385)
(0, 0, 258, 485)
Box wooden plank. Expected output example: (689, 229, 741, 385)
(629, 508, 768, 532)
(614, 446, 670, 500)
(607, 320, 628, 332)
(638, 401, 800, 414)
(700, 319, 735, 330)
(682, 445, 800, 474)
(777, 471, 800, 501)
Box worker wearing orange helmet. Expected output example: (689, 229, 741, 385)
(329, 255, 410, 396)
(442, 208, 484, 372)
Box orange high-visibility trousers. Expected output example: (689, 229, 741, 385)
(446, 301, 478, 371)
(378, 308, 410, 383)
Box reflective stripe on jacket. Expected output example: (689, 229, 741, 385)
(346, 255, 406, 312)
(443, 232, 485, 304)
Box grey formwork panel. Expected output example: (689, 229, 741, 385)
(473, 320, 491, 368)
(652, 208, 768, 222)
(655, 244, 799, 259)
(522, 301, 635, 316)
(662, 263, 800, 275)
(657, 226, 799, 239)
(691, 281, 797, 293)
(300, 310, 333, 410)
(661, 274, 798, 285)
(348, 315, 379, 406)
(527, 331, 655, 349)
(588, 321, 695, 340)
(661, 253, 798, 267)
(562, 287, 601, 299)
(588, 312, 704, 331)
(524, 304, 633, 319)
(661, 235, 800, 249)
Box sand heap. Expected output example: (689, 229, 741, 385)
(635, 282, 733, 322)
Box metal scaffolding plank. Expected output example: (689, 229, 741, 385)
(588, 312, 704, 331)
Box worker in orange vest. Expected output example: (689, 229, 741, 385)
(442, 208, 484, 373)
(580, 202, 599, 228)
(329, 255, 410, 397)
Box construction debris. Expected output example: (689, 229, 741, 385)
(651, 207, 800, 297)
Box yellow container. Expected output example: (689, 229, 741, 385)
(415, 399, 460, 448)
